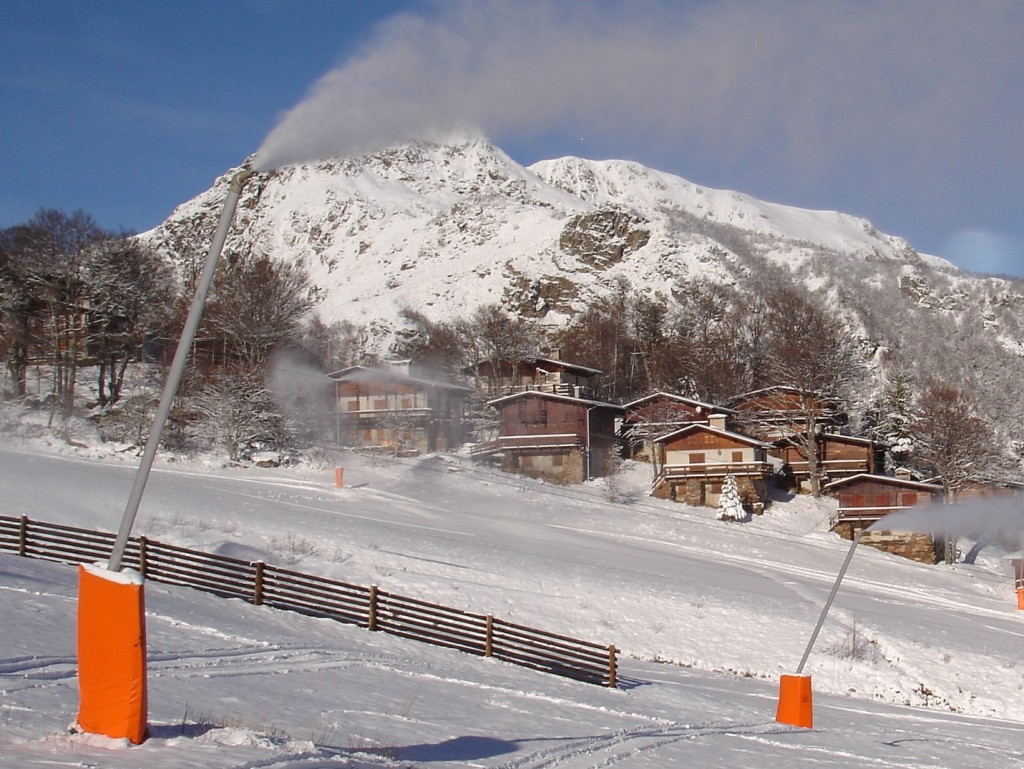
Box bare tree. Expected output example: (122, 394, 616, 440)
(669, 281, 748, 402)
(86, 236, 176, 407)
(191, 369, 291, 462)
(205, 252, 317, 369)
(0, 225, 46, 397)
(913, 382, 996, 499)
(2, 211, 104, 432)
(391, 307, 464, 379)
(456, 303, 538, 394)
(760, 287, 861, 496)
(555, 296, 632, 399)
(300, 315, 372, 373)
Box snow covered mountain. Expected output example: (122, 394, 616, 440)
(143, 136, 1024, 448)
(143, 136, 957, 330)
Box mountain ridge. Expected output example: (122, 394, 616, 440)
(143, 136, 964, 331)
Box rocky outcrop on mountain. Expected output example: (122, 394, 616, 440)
(559, 210, 650, 269)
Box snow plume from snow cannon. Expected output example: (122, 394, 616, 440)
(265, 349, 335, 441)
(253, 1, 1020, 183)
(868, 497, 1024, 551)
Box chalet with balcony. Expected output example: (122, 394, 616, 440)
(466, 352, 602, 399)
(329, 363, 472, 455)
(824, 474, 944, 563)
(773, 433, 885, 492)
(473, 391, 624, 485)
(620, 392, 734, 462)
(651, 422, 773, 513)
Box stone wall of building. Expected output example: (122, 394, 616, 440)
(834, 524, 939, 564)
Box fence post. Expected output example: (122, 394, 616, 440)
(18, 515, 28, 557)
(253, 561, 265, 606)
(484, 615, 494, 657)
(607, 645, 618, 689)
(138, 536, 148, 577)
(368, 585, 379, 631)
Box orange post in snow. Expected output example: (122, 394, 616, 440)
(1017, 588, 1024, 611)
(335, 467, 344, 488)
(776, 674, 813, 728)
(76, 564, 148, 744)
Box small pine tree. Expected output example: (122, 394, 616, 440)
(717, 475, 745, 522)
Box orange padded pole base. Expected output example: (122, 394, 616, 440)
(335, 467, 344, 488)
(776, 674, 813, 728)
(76, 564, 148, 744)
(1017, 587, 1024, 611)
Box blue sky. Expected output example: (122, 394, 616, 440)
(2, 1, 1022, 277)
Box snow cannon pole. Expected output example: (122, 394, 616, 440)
(776, 533, 861, 729)
(108, 168, 255, 572)
(75, 169, 254, 746)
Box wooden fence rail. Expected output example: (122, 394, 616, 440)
(0, 514, 617, 687)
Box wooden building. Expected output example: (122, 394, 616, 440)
(474, 391, 624, 485)
(824, 474, 944, 563)
(773, 433, 885, 492)
(620, 392, 733, 462)
(651, 424, 773, 512)
(466, 352, 602, 399)
(329, 363, 472, 455)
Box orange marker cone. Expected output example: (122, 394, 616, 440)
(76, 563, 148, 744)
(776, 674, 813, 728)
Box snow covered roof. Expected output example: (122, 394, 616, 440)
(486, 389, 624, 411)
(653, 423, 771, 448)
(328, 365, 473, 392)
(823, 474, 943, 493)
(622, 391, 733, 413)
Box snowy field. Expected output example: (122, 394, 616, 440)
(1, 430, 1023, 767)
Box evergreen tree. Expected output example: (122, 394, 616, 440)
(717, 475, 745, 522)
(876, 371, 918, 468)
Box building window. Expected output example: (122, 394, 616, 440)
(374, 398, 387, 410)
(552, 453, 563, 467)
(690, 452, 705, 464)
(732, 451, 744, 463)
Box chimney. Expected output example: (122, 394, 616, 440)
(709, 413, 728, 430)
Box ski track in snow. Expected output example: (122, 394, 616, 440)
(494, 721, 795, 769)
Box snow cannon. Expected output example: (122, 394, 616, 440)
(76, 168, 256, 744)
(776, 533, 862, 729)
(775, 674, 813, 728)
(1006, 554, 1024, 610)
(75, 563, 148, 744)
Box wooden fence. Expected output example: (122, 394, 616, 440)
(0, 514, 617, 687)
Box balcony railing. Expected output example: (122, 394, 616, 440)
(784, 458, 872, 476)
(655, 462, 773, 483)
(487, 383, 598, 399)
(828, 504, 915, 529)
